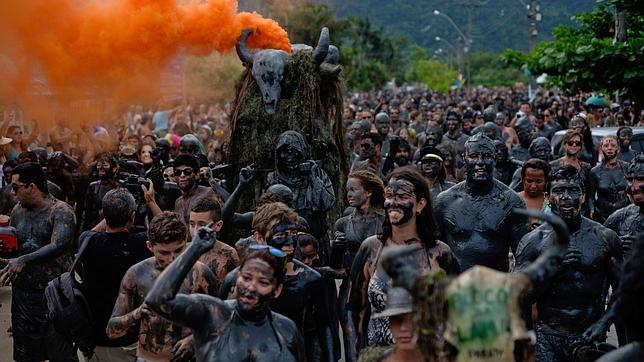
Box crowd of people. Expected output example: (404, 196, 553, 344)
(0, 82, 642, 362)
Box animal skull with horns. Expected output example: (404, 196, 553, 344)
(236, 27, 341, 114)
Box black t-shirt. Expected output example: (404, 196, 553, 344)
(79, 231, 151, 347)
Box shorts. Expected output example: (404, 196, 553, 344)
(11, 286, 78, 362)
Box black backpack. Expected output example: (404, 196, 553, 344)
(44, 231, 96, 357)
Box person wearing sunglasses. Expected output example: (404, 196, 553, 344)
(550, 130, 592, 215)
(145, 223, 305, 362)
(0, 162, 77, 361)
(221, 202, 337, 362)
(351, 132, 386, 178)
(172, 154, 224, 225)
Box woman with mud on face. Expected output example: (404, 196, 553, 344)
(341, 166, 459, 362)
(567, 115, 597, 166)
(332, 169, 387, 359)
(588, 135, 631, 223)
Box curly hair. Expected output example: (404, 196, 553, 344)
(348, 169, 385, 209)
(148, 211, 187, 244)
(381, 166, 438, 248)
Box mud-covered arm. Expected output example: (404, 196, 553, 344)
(145, 225, 228, 333)
(106, 268, 146, 338)
(330, 217, 348, 269)
(309, 270, 335, 362)
(1, 203, 76, 285)
(221, 165, 254, 228)
(311, 165, 336, 212)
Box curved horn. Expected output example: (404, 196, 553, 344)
(312, 27, 330, 66)
(236, 28, 253, 66)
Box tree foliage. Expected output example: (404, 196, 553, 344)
(504, 2, 644, 102)
(404, 45, 458, 92)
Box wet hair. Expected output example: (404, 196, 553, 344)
(297, 233, 319, 250)
(102, 188, 136, 228)
(190, 196, 222, 223)
(381, 166, 438, 248)
(18, 151, 38, 163)
(3, 159, 18, 172)
(97, 153, 119, 168)
(521, 158, 550, 180)
(173, 154, 199, 172)
(362, 132, 383, 146)
(148, 211, 187, 245)
(348, 169, 385, 209)
(240, 249, 287, 285)
(252, 202, 299, 236)
(12, 162, 48, 194)
(617, 126, 632, 137)
(549, 165, 585, 192)
(600, 135, 619, 147)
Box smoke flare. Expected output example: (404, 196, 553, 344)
(0, 0, 290, 127)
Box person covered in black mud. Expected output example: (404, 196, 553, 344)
(145, 224, 305, 362)
(219, 202, 336, 362)
(0, 162, 78, 361)
(378, 208, 571, 362)
(515, 165, 623, 362)
(605, 154, 644, 257)
(81, 153, 121, 232)
(342, 166, 459, 362)
(434, 133, 529, 272)
(588, 135, 630, 223)
(267, 130, 335, 263)
(417, 146, 455, 204)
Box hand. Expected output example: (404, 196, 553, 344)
(170, 335, 195, 361)
(141, 180, 155, 204)
(239, 165, 255, 186)
(0, 257, 25, 286)
(298, 160, 317, 174)
(579, 320, 609, 345)
(192, 223, 216, 251)
(133, 303, 152, 321)
(620, 234, 634, 254)
(562, 247, 582, 266)
(333, 232, 348, 250)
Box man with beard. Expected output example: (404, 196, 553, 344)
(145, 224, 305, 361)
(107, 212, 216, 361)
(441, 112, 468, 158)
(418, 146, 454, 204)
(493, 139, 515, 186)
(510, 137, 553, 192)
(267, 131, 335, 262)
(173, 154, 223, 225)
(434, 133, 529, 271)
(218, 203, 335, 362)
(616, 126, 638, 163)
(535, 113, 555, 140)
(0, 162, 78, 361)
(394, 139, 411, 167)
(604, 154, 644, 257)
(375, 112, 393, 157)
(81, 153, 121, 232)
(515, 165, 623, 362)
(510, 117, 536, 163)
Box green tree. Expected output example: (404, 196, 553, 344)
(467, 52, 528, 87)
(405, 45, 458, 92)
(504, 1, 644, 102)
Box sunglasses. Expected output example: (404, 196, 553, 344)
(360, 143, 373, 150)
(567, 141, 582, 146)
(173, 168, 194, 177)
(11, 182, 29, 192)
(248, 244, 286, 259)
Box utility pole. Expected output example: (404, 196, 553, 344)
(527, 0, 540, 91)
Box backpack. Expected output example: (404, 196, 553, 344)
(44, 231, 96, 357)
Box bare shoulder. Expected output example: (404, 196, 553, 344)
(432, 240, 453, 255)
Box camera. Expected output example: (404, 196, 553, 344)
(120, 173, 150, 200)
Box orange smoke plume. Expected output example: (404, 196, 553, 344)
(0, 0, 290, 127)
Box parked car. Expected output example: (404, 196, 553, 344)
(551, 127, 644, 157)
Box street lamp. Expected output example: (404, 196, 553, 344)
(432, 9, 470, 51)
(435, 36, 457, 53)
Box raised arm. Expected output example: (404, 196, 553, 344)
(145, 224, 228, 333)
(221, 165, 254, 228)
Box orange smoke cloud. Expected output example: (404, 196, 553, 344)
(0, 0, 290, 127)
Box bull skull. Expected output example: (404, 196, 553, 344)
(236, 27, 332, 115)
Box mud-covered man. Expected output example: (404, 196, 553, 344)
(434, 133, 529, 271)
(0, 162, 78, 361)
(107, 211, 216, 361)
(515, 165, 623, 361)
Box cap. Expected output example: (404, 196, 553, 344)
(371, 287, 413, 319)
